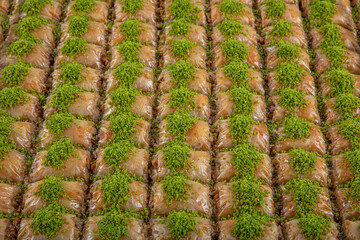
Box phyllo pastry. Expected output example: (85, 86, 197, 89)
(274, 116, 326, 154)
(158, 111, 212, 151)
(215, 142, 272, 183)
(18, 204, 81, 239)
(89, 170, 148, 214)
(29, 138, 90, 182)
(273, 149, 328, 186)
(151, 140, 211, 184)
(161, 39, 206, 68)
(12, 0, 62, 23)
(39, 112, 97, 149)
(331, 149, 360, 185)
(56, 37, 105, 69)
(0, 183, 20, 215)
(343, 220, 360, 240)
(106, 61, 154, 93)
(214, 39, 261, 69)
(158, 60, 211, 95)
(214, 178, 275, 219)
(98, 112, 151, 149)
(65, 0, 109, 24)
(163, 20, 207, 47)
(150, 211, 213, 239)
(157, 88, 210, 120)
(335, 178, 360, 220)
(0, 61, 47, 94)
(83, 210, 147, 240)
(163, 0, 206, 26)
(215, 115, 269, 152)
(22, 177, 87, 216)
(267, 63, 315, 96)
(150, 173, 211, 216)
(280, 178, 333, 219)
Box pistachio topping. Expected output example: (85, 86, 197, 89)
(109, 86, 139, 113)
(217, 18, 244, 37)
(50, 84, 80, 112)
(166, 210, 196, 239)
(98, 209, 133, 239)
(285, 177, 321, 216)
(274, 63, 306, 88)
(30, 203, 65, 239)
(21, 0, 52, 16)
(263, 0, 286, 18)
(169, 87, 196, 109)
(221, 39, 249, 61)
(167, 60, 195, 87)
(109, 112, 138, 141)
(281, 116, 312, 140)
(338, 117, 360, 149)
(44, 138, 75, 168)
(219, 0, 245, 15)
(72, 0, 96, 13)
(310, 0, 336, 27)
(117, 41, 142, 61)
(162, 140, 192, 171)
(228, 86, 254, 115)
(15, 16, 47, 38)
(231, 142, 263, 179)
(101, 170, 136, 206)
(36, 176, 66, 203)
(170, 0, 200, 22)
(170, 38, 196, 59)
(58, 61, 85, 85)
(61, 37, 87, 57)
(114, 61, 145, 88)
(289, 148, 317, 175)
(276, 88, 308, 113)
(0, 110, 15, 137)
(323, 68, 354, 97)
(223, 61, 250, 87)
(334, 93, 360, 118)
(269, 20, 292, 37)
(169, 20, 190, 36)
(0, 61, 30, 87)
(161, 173, 191, 205)
(68, 15, 90, 37)
(229, 114, 255, 141)
(231, 206, 271, 240)
(299, 214, 332, 240)
(7, 35, 39, 56)
(343, 149, 360, 175)
(120, 19, 142, 41)
(275, 40, 300, 62)
(122, 0, 144, 14)
(104, 138, 136, 168)
(0, 86, 30, 109)
(166, 111, 196, 138)
(232, 177, 266, 207)
(45, 112, 75, 137)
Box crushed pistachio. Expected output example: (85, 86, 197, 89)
(98, 209, 133, 239)
(166, 111, 196, 138)
(275, 63, 306, 88)
(334, 93, 360, 118)
(58, 61, 85, 85)
(170, 38, 196, 59)
(170, 0, 200, 22)
(344, 149, 360, 175)
(219, 0, 245, 15)
(276, 88, 308, 113)
(229, 114, 254, 141)
(61, 37, 87, 57)
(217, 18, 244, 37)
(36, 176, 66, 203)
(72, 0, 96, 13)
(68, 15, 90, 37)
(231, 142, 263, 178)
(299, 214, 332, 240)
(121, 0, 144, 14)
(7, 35, 39, 56)
(169, 87, 196, 109)
(228, 86, 254, 115)
(114, 61, 144, 88)
(281, 116, 312, 140)
(167, 60, 195, 88)
(161, 173, 191, 205)
(166, 210, 196, 239)
(118, 41, 142, 61)
(289, 148, 317, 175)
(50, 84, 80, 112)
(323, 68, 354, 97)
(0, 86, 29, 109)
(21, 0, 52, 16)
(109, 112, 138, 141)
(44, 138, 75, 168)
(221, 39, 249, 61)
(232, 177, 266, 207)
(0, 110, 15, 137)
(338, 117, 360, 149)
(275, 40, 300, 62)
(223, 61, 250, 87)
(45, 112, 75, 137)
(169, 20, 190, 36)
(0, 61, 30, 87)
(269, 20, 292, 37)
(162, 140, 192, 171)
(103, 138, 135, 168)
(15, 16, 47, 38)
(310, 0, 336, 27)
(120, 19, 142, 41)
(263, 0, 286, 18)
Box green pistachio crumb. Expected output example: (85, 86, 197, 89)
(289, 148, 317, 175)
(221, 39, 249, 61)
(219, 0, 245, 15)
(61, 37, 87, 57)
(161, 173, 191, 205)
(274, 63, 306, 87)
(45, 112, 75, 137)
(58, 61, 85, 85)
(166, 210, 196, 239)
(44, 138, 75, 168)
(263, 0, 286, 18)
(0, 86, 29, 109)
(68, 15, 90, 37)
(162, 140, 192, 171)
(269, 20, 292, 37)
(0, 61, 30, 87)
(121, 0, 144, 14)
(167, 60, 195, 87)
(281, 116, 312, 140)
(217, 18, 244, 37)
